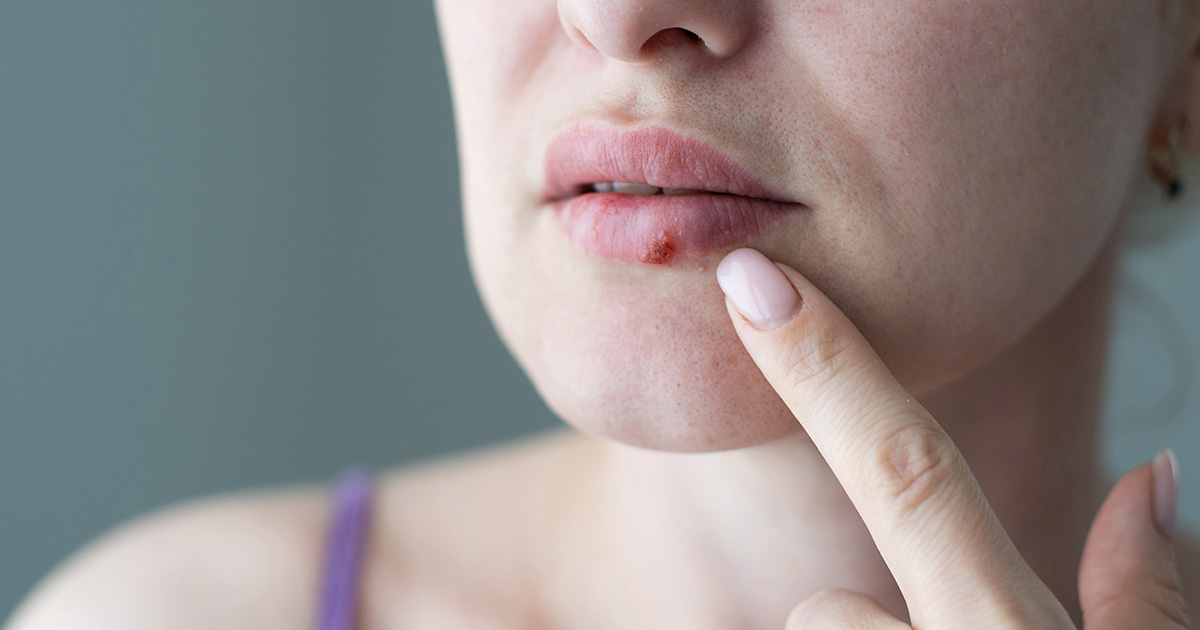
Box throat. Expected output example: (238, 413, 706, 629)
(598, 435, 908, 627)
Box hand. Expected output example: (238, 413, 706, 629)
(715, 248, 1189, 629)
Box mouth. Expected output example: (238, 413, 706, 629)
(574, 181, 705, 196)
(543, 125, 807, 265)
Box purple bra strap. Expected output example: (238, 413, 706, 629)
(315, 469, 374, 630)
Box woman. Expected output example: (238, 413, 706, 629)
(7, 0, 1200, 627)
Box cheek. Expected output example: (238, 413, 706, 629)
(435, 0, 562, 107)
(762, 0, 1163, 393)
(442, 0, 1169, 451)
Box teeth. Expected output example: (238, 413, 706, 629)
(611, 182, 662, 195)
(589, 182, 704, 196)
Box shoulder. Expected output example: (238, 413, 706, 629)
(5, 429, 602, 630)
(5, 483, 332, 630)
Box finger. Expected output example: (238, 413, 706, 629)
(716, 248, 1067, 626)
(785, 589, 910, 630)
(1080, 449, 1189, 629)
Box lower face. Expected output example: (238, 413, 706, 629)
(435, 0, 1176, 451)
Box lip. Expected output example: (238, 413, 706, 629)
(543, 125, 807, 265)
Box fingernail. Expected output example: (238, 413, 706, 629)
(716, 248, 800, 330)
(1152, 448, 1180, 539)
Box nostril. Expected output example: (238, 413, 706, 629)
(640, 27, 706, 56)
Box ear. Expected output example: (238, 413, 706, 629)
(1153, 3, 1200, 158)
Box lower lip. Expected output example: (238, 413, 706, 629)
(553, 193, 802, 265)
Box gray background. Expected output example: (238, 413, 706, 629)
(1, 0, 1198, 619)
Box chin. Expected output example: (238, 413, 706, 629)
(534, 339, 805, 453)
(472, 210, 1032, 454)
(508, 270, 808, 452)
(525, 317, 991, 453)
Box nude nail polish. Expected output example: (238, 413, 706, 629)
(716, 248, 800, 330)
(1152, 448, 1180, 539)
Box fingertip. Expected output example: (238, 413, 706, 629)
(1153, 448, 1180, 540)
(716, 248, 800, 330)
(1080, 458, 1190, 629)
(1085, 462, 1158, 550)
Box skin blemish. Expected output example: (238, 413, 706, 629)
(639, 233, 676, 265)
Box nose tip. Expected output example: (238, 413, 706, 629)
(559, 0, 752, 63)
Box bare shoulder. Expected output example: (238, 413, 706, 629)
(5, 482, 333, 630)
(5, 429, 600, 630)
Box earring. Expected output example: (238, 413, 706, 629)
(1150, 115, 1190, 201)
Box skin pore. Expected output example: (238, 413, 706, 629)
(8, 1, 1200, 628)
(585, 226, 1118, 626)
(429, 0, 1200, 626)
(441, 0, 1184, 451)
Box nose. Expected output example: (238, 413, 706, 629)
(557, 0, 755, 63)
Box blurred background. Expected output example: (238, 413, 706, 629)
(1, 0, 1199, 618)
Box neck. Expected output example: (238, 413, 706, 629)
(597, 233, 1121, 628)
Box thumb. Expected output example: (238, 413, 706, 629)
(1080, 449, 1189, 629)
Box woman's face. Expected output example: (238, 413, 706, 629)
(435, 0, 1193, 451)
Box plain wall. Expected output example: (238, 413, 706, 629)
(2, 0, 1198, 618)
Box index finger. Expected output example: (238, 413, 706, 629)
(715, 248, 1055, 626)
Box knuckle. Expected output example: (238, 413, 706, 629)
(1083, 548, 1191, 629)
(1150, 595, 1191, 629)
(1134, 571, 1188, 628)
(865, 420, 960, 516)
(1150, 572, 1192, 627)
(1088, 583, 1190, 629)
(780, 323, 862, 400)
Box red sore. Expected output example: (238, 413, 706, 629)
(639, 233, 676, 265)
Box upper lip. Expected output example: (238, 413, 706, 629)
(542, 125, 799, 204)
